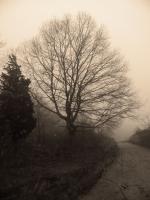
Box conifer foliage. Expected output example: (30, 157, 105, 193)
(0, 54, 36, 141)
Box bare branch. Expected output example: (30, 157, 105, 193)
(21, 13, 137, 135)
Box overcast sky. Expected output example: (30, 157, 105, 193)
(0, 0, 150, 140)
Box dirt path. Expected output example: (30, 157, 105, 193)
(80, 143, 150, 200)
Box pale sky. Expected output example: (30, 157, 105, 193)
(0, 0, 150, 140)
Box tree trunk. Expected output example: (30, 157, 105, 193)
(66, 121, 76, 136)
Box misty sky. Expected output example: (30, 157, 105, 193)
(0, 0, 150, 140)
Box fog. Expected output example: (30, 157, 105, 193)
(0, 0, 150, 140)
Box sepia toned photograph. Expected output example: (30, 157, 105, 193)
(0, 0, 150, 199)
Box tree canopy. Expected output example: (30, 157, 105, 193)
(0, 54, 36, 141)
(22, 13, 136, 134)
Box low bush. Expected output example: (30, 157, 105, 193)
(0, 128, 118, 200)
(130, 128, 150, 148)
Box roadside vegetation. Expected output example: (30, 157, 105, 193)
(0, 125, 118, 200)
(129, 127, 150, 148)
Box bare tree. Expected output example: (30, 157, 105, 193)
(22, 13, 136, 135)
(0, 39, 6, 50)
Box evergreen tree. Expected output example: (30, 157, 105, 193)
(0, 54, 36, 141)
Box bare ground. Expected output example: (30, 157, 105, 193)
(80, 142, 150, 200)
